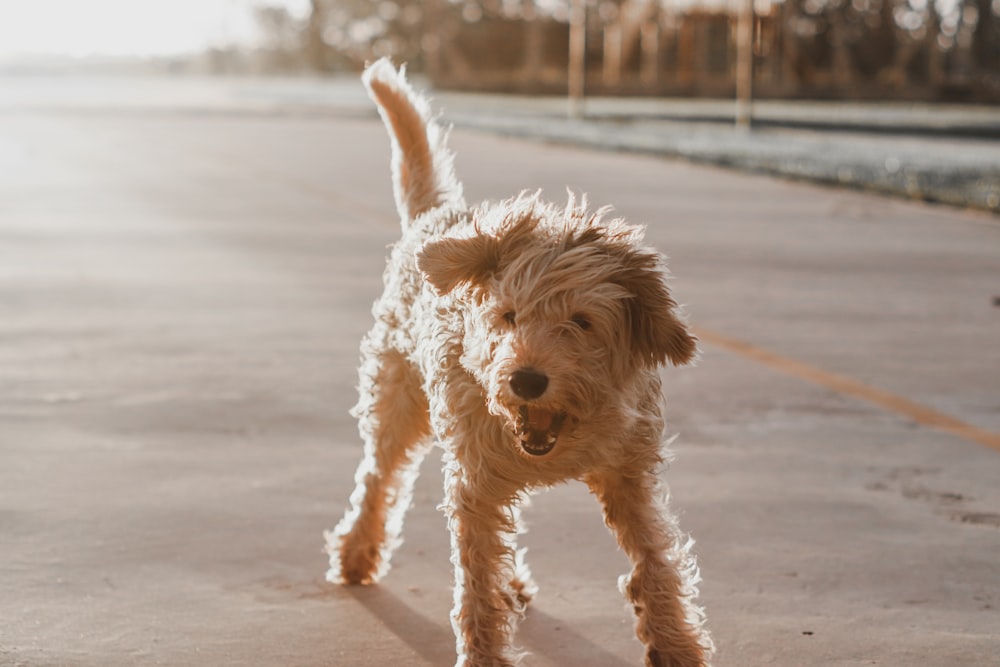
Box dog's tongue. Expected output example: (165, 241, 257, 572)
(517, 407, 565, 455)
(524, 407, 556, 431)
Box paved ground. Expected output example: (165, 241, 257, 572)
(1, 76, 999, 666)
(3, 74, 999, 213)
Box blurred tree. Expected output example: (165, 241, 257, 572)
(971, 0, 999, 72)
(776, 0, 999, 96)
(252, 0, 998, 100)
(304, 0, 331, 70)
(254, 4, 306, 71)
(314, 0, 427, 69)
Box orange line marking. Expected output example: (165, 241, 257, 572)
(694, 327, 1000, 453)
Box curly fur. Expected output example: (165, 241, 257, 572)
(325, 58, 714, 667)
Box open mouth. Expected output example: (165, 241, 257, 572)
(516, 406, 567, 456)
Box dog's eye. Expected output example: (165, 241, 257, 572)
(502, 311, 517, 326)
(570, 313, 592, 331)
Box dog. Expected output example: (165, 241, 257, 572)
(325, 58, 713, 667)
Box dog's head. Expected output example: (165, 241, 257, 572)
(416, 194, 697, 459)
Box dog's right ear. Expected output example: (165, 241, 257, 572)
(416, 234, 500, 294)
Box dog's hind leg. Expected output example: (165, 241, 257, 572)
(586, 466, 713, 667)
(326, 345, 431, 585)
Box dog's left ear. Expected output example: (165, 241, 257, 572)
(616, 261, 698, 368)
(416, 233, 500, 294)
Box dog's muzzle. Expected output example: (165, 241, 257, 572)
(516, 406, 567, 456)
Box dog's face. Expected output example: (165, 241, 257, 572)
(417, 197, 697, 459)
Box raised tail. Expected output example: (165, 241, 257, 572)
(362, 58, 464, 226)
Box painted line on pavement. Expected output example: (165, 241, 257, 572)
(695, 327, 1000, 453)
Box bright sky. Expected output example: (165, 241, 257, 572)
(0, 0, 309, 59)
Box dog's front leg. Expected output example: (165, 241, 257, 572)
(586, 468, 713, 667)
(326, 347, 432, 585)
(444, 460, 523, 667)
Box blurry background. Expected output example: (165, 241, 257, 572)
(1, 0, 998, 102)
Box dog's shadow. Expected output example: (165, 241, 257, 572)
(344, 585, 455, 665)
(346, 585, 632, 667)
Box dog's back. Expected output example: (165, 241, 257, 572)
(362, 59, 465, 226)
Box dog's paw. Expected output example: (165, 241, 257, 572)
(324, 529, 381, 585)
(509, 575, 537, 611)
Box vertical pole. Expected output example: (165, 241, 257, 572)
(604, 23, 622, 87)
(640, 20, 660, 86)
(735, 0, 754, 130)
(569, 0, 587, 118)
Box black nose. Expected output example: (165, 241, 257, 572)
(509, 368, 549, 400)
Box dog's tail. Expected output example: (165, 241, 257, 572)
(362, 58, 464, 226)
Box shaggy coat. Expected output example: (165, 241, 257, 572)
(326, 58, 713, 667)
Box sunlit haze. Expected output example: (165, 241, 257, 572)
(0, 0, 309, 60)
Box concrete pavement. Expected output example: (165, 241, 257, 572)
(2, 74, 998, 213)
(1, 77, 999, 666)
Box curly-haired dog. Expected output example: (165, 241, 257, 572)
(325, 59, 713, 667)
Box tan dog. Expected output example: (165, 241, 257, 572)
(326, 58, 713, 667)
